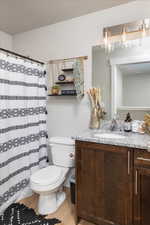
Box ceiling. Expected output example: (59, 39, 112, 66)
(0, 0, 133, 35)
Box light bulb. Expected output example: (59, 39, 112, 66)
(144, 18, 150, 29)
(142, 23, 146, 37)
(107, 42, 112, 52)
(104, 29, 108, 47)
(122, 26, 126, 43)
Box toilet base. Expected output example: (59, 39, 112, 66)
(38, 191, 66, 215)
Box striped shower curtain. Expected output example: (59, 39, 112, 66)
(0, 52, 48, 213)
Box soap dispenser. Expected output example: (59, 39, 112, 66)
(124, 113, 132, 132)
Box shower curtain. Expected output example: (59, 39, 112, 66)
(0, 52, 48, 214)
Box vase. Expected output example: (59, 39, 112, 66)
(89, 107, 101, 129)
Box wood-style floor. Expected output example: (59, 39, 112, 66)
(19, 189, 94, 225)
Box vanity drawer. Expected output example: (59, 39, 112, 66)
(134, 150, 150, 167)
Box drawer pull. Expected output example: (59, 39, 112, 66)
(137, 157, 150, 162)
(128, 151, 130, 175)
(135, 170, 138, 195)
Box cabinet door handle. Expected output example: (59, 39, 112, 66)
(135, 170, 138, 195)
(137, 157, 150, 162)
(128, 151, 130, 175)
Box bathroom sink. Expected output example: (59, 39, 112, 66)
(94, 133, 125, 139)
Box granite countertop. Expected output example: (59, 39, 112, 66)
(74, 130, 150, 150)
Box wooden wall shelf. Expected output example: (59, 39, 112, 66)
(62, 68, 74, 72)
(48, 93, 77, 96)
(55, 81, 74, 85)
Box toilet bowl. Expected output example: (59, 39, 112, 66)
(30, 137, 75, 215)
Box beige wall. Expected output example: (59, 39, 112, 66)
(12, 1, 150, 137)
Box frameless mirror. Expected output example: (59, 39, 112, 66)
(92, 37, 150, 119)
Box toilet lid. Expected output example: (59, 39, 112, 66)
(49, 137, 75, 146)
(31, 166, 62, 185)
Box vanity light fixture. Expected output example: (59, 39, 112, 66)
(102, 19, 150, 52)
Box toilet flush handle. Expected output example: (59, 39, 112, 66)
(69, 153, 74, 158)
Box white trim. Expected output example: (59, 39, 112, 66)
(111, 65, 117, 117)
(110, 54, 150, 66)
(117, 106, 150, 111)
(110, 54, 150, 116)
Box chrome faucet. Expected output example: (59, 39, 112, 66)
(110, 118, 118, 131)
(110, 114, 123, 132)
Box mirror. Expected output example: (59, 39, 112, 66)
(118, 62, 150, 108)
(92, 37, 150, 119)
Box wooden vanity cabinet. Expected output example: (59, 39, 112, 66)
(75, 140, 133, 225)
(134, 150, 150, 225)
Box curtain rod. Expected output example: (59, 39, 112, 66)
(0, 48, 45, 65)
(49, 56, 88, 64)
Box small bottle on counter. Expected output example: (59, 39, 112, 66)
(124, 113, 132, 132)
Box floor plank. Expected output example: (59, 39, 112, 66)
(19, 189, 94, 225)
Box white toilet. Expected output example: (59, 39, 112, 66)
(30, 137, 75, 215)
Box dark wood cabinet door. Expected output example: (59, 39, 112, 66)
(76, 141, 133, 225)
(134, 151, 150, 225)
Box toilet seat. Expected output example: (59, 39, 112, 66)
(31, 165, 62, 186)
(30, 165, 69, 193)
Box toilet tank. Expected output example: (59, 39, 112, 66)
(49, 137, 75, 167)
